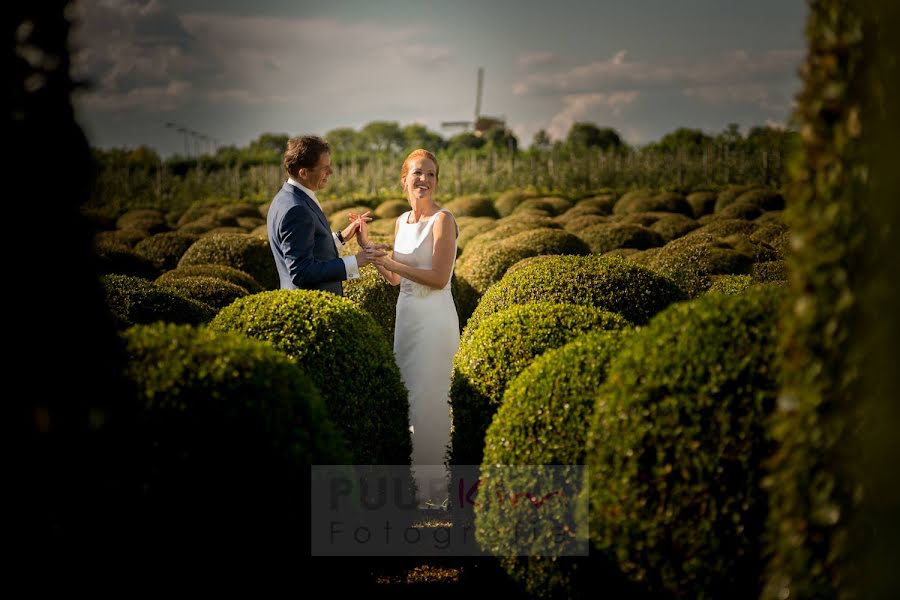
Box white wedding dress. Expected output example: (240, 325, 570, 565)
(392, 209, 459, 509)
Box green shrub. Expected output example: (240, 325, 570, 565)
(586, 286, 785, 598)
(95, 237, 161, 279)
(648, 233, 753, 297)
(443, 194, 499, 218)
(457, 217, 498, 252)
(466, 254, 685, 336)
(477, 330, 631, 598)
(578, 223, 664, 254)
(201, 226, 249, 237)
(463, 215, 562, 256)
(449, 302, 630, 466)
(250, 224, 268, 240)
(718, 202, 764, 220)
(116, 209, 167, 233)
(210, 290, 411, 465)
(157, 276, 249, 310)
(236, 216, 265, 230)
(714, 185, 762, 212)
(722, 233, 781, 262)
(102, 274, 215, 329)
(733, 189, 785, 211)
(374, 199, 409, 219)
(754, 210, 785, 226)
(512, 197, 573, 216)
(707, 274, 754, 295)
(122, 323, 349, 548)
(494, 190, 538, 217)
(134, 231, 199, 271)
(689, 218, 759, 239)
(175, 206, 215, 228)
(554, 204, 612, 228)
(574, 195, 617, 212)
(751, 260, 787, 283)
(649, 213, 700, 242)
(156, 264, 263, 293)
(214, 203, 263, 220)
(344, 267, 399, 345)
(178, 233, 278, 290)
(562, 214, 610, 232)
(320, 197, 379, 216)
(456, 228, 590, 297)
(614, 191, 692, 216)
(96, 229, 150, 248)
(687, 191, 718, 218)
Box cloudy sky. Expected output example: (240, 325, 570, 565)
(71, 0, 807, 156)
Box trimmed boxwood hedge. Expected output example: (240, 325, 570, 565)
(495, 190, 539, 217)
(116, 209, 167, 233)
(178, 232, 278, 290)
(156, 263, 263, 293)
(585, 286, 785, 599)
(210, 289, 411, 465)
(733, 189, 785, 212)
(157, 275, 250, 310)
(456, 228, 590, 297)
(714, 185, 762, 212)
(122, 322, 350, 551)
(751, 260, 787, 283)
(344, 267, 399, 345)
(476, 329, 632, 598)
(374, 199, 409, 219)
(649, 233, 753, 297)
(449, 302, 630, 467)
(443, 194, 499, 218)
(134, 231, 199, 271)
(465, 254, 685, 337)
(718, 202, 764, 221)
(577, 223, 664, 254)
(94, 242, 161, 280)
(96, 229, 150, 249)
(706, 274, 754, 295)
(687, 191, 718, 218)
(614, 190, 692, 216)
(102, 274, 215, 329)
(512, 197, 573, 216)
(649, 212, 701, 242)
(457, 217, 498, 252)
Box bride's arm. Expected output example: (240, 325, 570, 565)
(374, 212, 456, 289)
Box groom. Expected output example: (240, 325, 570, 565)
(267, 135, 383, 295)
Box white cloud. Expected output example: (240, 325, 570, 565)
(513, 48, 802, 95)
(518, 52, 560, 69)
(682, 83, 788, 112)
(547, 91, 639, 139)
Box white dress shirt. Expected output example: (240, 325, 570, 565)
(287, 178, 360, 280)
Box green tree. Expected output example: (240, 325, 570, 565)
(566, 122, 623, 150)
(532, 129, 552, 151)
(655, 127, 713, 153)
(360, 120, 404, 153)
(447, 131, 485, 153)
(324, 127, 361, 154)
(483, 126, 519, 153)
(401, 123, 445, 152)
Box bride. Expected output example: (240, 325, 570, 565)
(356, 149, 459, 509)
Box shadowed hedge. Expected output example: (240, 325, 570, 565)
(178, 232, 278, 290)
(102, 274, 215, 329)
(157, 275, 250, 310)
(156, 263, 263, 293)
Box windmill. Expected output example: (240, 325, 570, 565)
(441, 67, 506, 137)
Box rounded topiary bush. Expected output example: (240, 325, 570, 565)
(477, 330, 632, 598)
(687, 191, 718, 218)
(123, 323, 349, 552)
(722, 233, 781, 262)
(134, 231, 199, 271)
(614, 190, 692, 216)
(178, 233, 278, 290)
(494, 190, 538, 217)
(443, 194, 499, 218)
(156, 264, 263, 293)
(563, 214, 610, 232)
(94, 242, 161, 280)
(718, 202, 764, 221)
(175, 206, 215, 228)
(320, 197, 379, 217)
(96, 229, 150, 249)
(102, 274, 215, 329)
(210, 290, 411, 465)
(202, 226, 249, 237)
(374, 199, 409, 219)
(214, 203, 262, 220)
(707, 274, 754, 295)
(449, 302, 630, 467)
(714, 185, 761, 212)
(236, 216, 265, 230)
(650, 212, 700, 242)
(578, 223, 664, 254)
(751, 260, 787, 283)
(512, 197, 573, 217)
(463, 215, 563, 255)
(585, 286, 785, 599)
(457, 217, 498, 252)
(455, 228, 590, 297)
(733, 189, 785, 212)
(689, 218, 759, 239)
(157, 275, 250, 310)
(465, 254, 685, 336)
(555, 204, 612, 228)
(329, 206, 378, 231)
(648, 233, 754, 297)
(116, 209, 167, 233)
(344, 267, 399, 345)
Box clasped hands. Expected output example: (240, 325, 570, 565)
(344, 211, 393, 269)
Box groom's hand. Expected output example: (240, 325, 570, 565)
(341, 211, 370, 242)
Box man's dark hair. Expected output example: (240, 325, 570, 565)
(283, 136, 330, 178)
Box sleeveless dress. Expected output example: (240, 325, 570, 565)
(392, 209, 460, 508)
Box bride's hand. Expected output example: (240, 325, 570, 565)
(349, 211, 372, 245)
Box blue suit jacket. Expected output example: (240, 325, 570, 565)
(267, 182, 347, 295)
